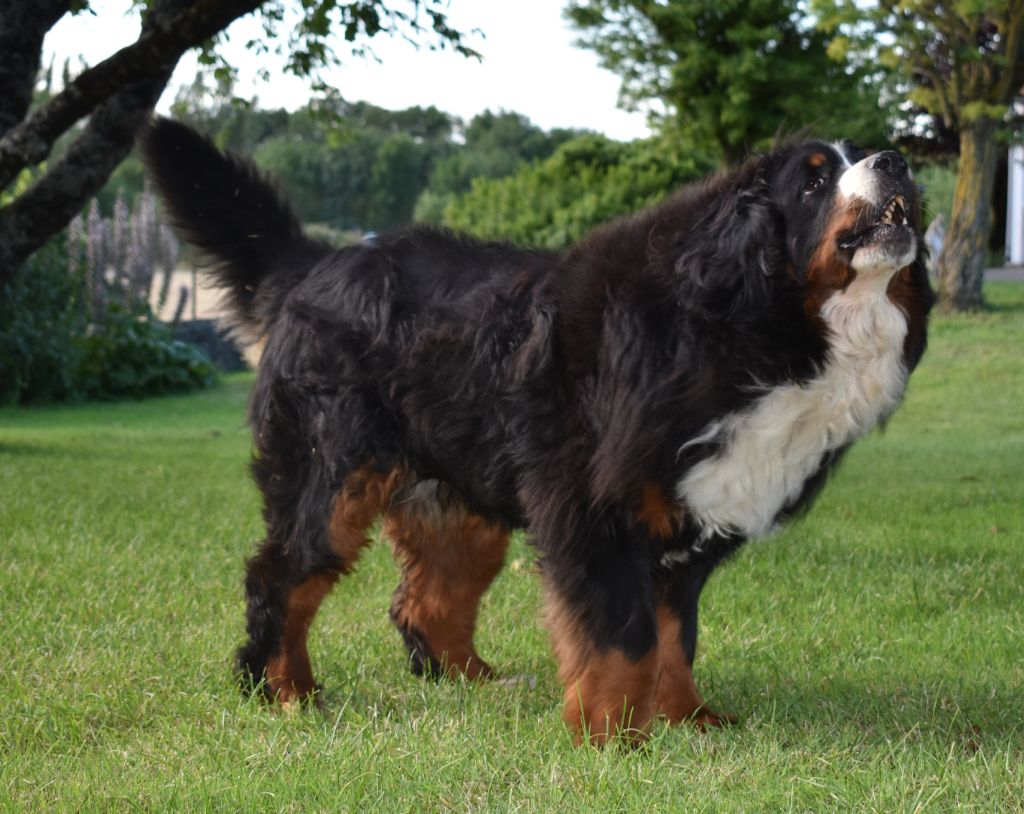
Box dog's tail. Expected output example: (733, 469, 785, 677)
(139, 117, 331, 336)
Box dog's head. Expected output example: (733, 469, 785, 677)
(770, 141, 921, 292)
(674, 140, 927, 321)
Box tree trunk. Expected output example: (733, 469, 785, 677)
(0, 1, 71, 138)
(936, 119, 1000, 312)
(0, 0, 263, 287)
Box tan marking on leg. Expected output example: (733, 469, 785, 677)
(653, 604, 734, 729)
(329, 466, 406, 571)
(266, 465, 405, 703)
(385, 506, 510, 679)
(265, 572, 339, 703)
(546, 590, 657, 746)
(563, 649, 658, 746)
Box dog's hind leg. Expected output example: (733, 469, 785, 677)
(238, 460, 405, 704)
(384, 484, 510, 680)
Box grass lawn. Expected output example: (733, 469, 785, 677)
(2, 283, 1023, 813)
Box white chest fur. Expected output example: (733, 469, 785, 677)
(675, 276, 909, 539)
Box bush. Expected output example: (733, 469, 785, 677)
(442, 134, 716, 248)
(77, 305, 216, 400)
(0, 223, 216, 406)
(0, 238, 86, 405)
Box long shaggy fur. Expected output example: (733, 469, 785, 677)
(139, 119, 331, 335)
(142, 119, 933, 740)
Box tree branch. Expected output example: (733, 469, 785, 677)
(0, 72, 172, 278)
(0, 1, 72, 139)
(0, 0, 263, 191)
(909, 63, 957, 130)
(0, 0, 263, 282)
(993, 0, 1024, 105)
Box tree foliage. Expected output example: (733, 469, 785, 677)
(154, 97, 576, 233)
(566, 0, 891, 166)
(442, 134, 716, 248)
(814, 0, 1024, 311)
(414, 110, 582, 223)
(0, 0, 475, 285)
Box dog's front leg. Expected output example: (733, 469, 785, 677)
(652, 557, 736, 729)
(540, 533, 659, 746)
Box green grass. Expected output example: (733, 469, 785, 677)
(2, 284, 1023, 813)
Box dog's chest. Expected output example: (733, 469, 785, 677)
(674, 280, 909, 539)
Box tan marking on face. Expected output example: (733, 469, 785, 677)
(808, 152, 827, 168)
(803, 204, 864, 318)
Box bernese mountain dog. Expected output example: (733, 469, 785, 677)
(142, 119, 933, 744)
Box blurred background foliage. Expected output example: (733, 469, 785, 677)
(3, 76, 963, 406)
(102, 83, 962, 247)
(8, 0, 1010, 405)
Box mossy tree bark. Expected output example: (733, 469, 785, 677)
(0, 0, 267, 287)
(935, 119, 1001, 312)
(0, 0, 473, 288)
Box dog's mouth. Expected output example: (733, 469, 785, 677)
(838, 194, 911, 251)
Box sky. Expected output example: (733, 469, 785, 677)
(42, 0, 652, 141)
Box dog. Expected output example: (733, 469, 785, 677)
(142, 118, 932, 744)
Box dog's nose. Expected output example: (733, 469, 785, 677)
(869, 150, 908, 179)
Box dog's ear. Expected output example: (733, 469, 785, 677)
(673, 161, 786, 317)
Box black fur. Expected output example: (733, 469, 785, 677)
(142, 119, 932, 726)
(139, 118, 332, 335)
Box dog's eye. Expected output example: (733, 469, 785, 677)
(803, 176, 826, 196)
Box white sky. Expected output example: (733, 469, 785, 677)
(43, 0, 652, 141)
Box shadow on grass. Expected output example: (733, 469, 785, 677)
(237, 662, 1024, 748)
(717, 673, 1024, 745)
(986, 297, 1024, 317)
(983, 281, 1024, 315)
(0, 440, 89, 458)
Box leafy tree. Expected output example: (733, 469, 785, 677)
(815, 0, 1024, 311)
(443, 133, 716, 247)
(415, 110, 581, 222)
(247, 104, 442, 230)
(566, 0, 891, 166)
(0, 0, 476, 285)
(366, 134, 428, 230)
(342, 99, 454, 143)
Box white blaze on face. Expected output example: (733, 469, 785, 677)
(834, 148, 917, 275)
(838, 153, 885, 208)
(832, 141, 854, 170)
